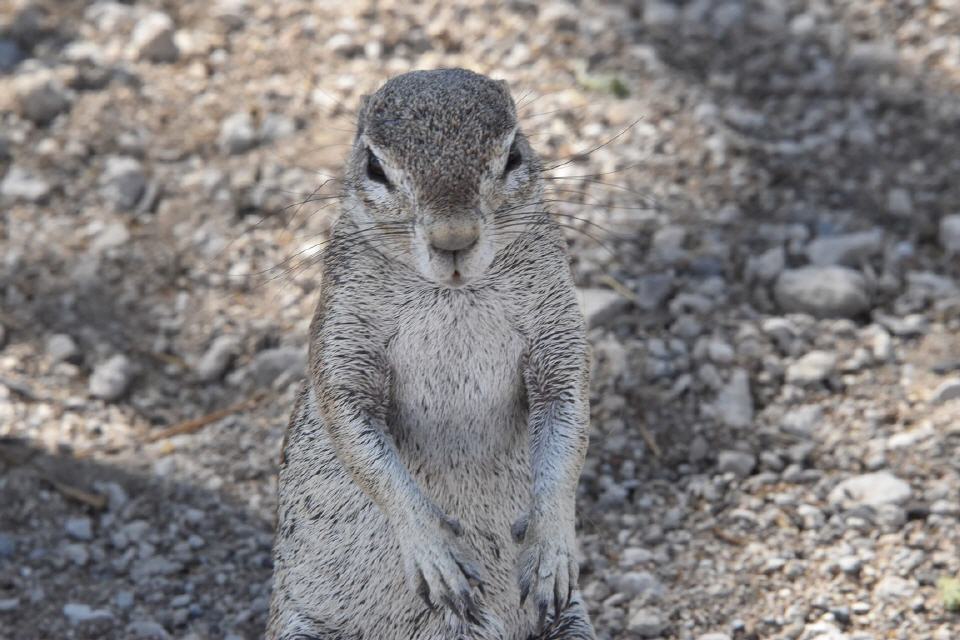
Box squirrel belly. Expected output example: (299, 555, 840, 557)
(270, 287, 538, 640)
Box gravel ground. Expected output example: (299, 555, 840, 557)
(1, 1, 959, 639)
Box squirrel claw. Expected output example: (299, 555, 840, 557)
(514, 514, 578, 631)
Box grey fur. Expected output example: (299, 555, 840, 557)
(268, 68, 595, 640)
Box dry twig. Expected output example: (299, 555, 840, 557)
(146, 392, 268, 442)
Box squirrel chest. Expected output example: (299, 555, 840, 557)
(384, 287, 528, 462)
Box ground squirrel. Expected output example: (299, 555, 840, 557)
(267, 68, 595, 640)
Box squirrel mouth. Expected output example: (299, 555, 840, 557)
(425, 242, 478, 288)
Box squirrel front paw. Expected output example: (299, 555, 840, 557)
(512, 512, 579, 632)
(396, 509, 485, 623)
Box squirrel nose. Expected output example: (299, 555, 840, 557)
(428, 222, 480, 253)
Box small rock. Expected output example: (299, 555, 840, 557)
(874, 311, 927, 337)
(930, 499, 960, 517)
(0, 38, 26, 72)
(806, 229, 884, 266)
(327, 33, 362, 57)
(63, 603, 113, 624)
(130, 557, 182, 582)
(100, 156, 147, 210)
(246, 346, 306, 387)
(0, 598, 19, 612)
(828, 471, 912, 509)
(940, 214, 960, 254)
(539, 2, 579, 31)
(0, 166, 51, 203)
(781, 405, 821, 438)
(627, 607, 666, 637)
(259, 113, 297, 142)
(63, 40, 106, 65)
(652, 225, 686, 260)
(837, 556, 862, 575)
(906, 271, 958, 299)
(875, 503, 906, 529)
(801, 621, 848, 639)
(870, 327, 893, 361)
(213, 0, 248, 29)
(615, 571, 664, 600)
(0, 533, 14, 559)
(93, 481, 129, 512)
(130, 12, 179, 63)
(717, 450, 755, 478)
(114, 591, 134, 610)
(91, 222, 131, 252)
(713, 369, 753, 428)
(887, 424, 934, 449)
(930, 378, 960, 405)
(644, 0, 681, 27)
(195, 335, 240, 382)
(796, 504, 824, 529)
(873, 575, 917, 603)
(14, 71, 72, 125)
(745, 246, 785, 283)
(848, 41, 900, 72)
(633, 273, 674, 311)
(762, 316, 797, 352)
(89, 354, 134, 401)
(126, 620, 171, 639)
(774, 266, 870, 318)
(760, 451, 784, 472)
(708, 338, 735, 364)
(618, 547, 653, 566)
(786, 350, 837, 385)
(47, 333, 80, 363)
(763, 557, 786, 574)
(63, 543, 89, 566)
(697, 634, 732, 640)
(170, 594, 191, 607)
(65, 516, 93, 541)
(886, 187, 913, 217)
(576, 288, 629, 328)
(219, 112, 258, 155)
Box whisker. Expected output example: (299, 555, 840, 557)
(539, 193, 660, 211)
(224, 221, 411, 280)
(540, 119, 643, 173)
(493, 218, 616, 255)
(202, 179, 340, 268)
(250, 230, 411, 289)
(544, 161, 648, 180)
(496, 210, 637, 239)
(543, 177, 658, 201)
(520, 103, 592, 120)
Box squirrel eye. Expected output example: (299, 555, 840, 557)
(503, 140, 522, 177)
(366, 149, 389, 185)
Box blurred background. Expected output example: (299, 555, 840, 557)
(1, 1, 959, 639)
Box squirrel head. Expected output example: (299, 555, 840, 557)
(342, 68, 543, 288)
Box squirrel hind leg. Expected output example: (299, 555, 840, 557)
(528, 594, 596, 640)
